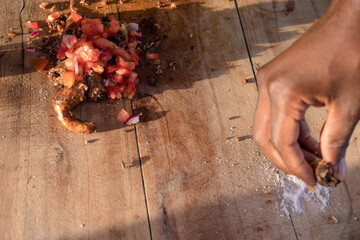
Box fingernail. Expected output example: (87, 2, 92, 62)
(337, 157, 346, 181)
(307, 185, 317, 192)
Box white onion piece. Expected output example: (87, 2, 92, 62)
(129, 23, 139, 31)
(124, 113, 140, 125)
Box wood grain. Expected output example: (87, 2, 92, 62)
(237, 0, 360, 239)
(0, 1, 150, 239)
(132, 0, 297, 239)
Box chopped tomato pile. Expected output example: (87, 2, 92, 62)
(53, 14, 143, 99)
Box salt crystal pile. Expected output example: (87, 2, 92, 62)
(279, 174, 331, 216)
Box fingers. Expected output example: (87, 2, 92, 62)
(253, 83, 290, 173)
(320, 100, 359, 179)
(299, 120, 322, 157)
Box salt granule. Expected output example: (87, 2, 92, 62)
(279, 174, 331, 216)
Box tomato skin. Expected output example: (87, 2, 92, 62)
(57, 44, 68, 59)
(107, 85, 122, 99)
(93, 38, 116, 49)
(105, 65, 121, 74)
(27, 21, 39, 30)
(81, 18, 102, 26)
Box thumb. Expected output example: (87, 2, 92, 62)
(320, 101, 359, 180)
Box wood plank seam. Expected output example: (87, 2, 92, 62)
(234, 0, 258, 86)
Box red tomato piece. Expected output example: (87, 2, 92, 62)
(129, 49, 140, 65)
(123, 82, 136, 99)
(116, 109, 131, 124)
(93, 38, 116, 49)
(57, 44, 68, 59)
(47, 12, 60, 23)
(71, 12, 82, 22)
(81, 23, 104, 35)
(118, 61, 136, 71)
(92, 62, 104, 74)
(108, 20, 120, 37)
(127, 72, 138, 83)
(99, 49, 112, 64)
(146, 53, 159, 60)
(101, 32, 108, 39)
(84, 61, 94, 72)
(110, 47, 132, 61)
(27, 21, 39, 30)
(107, 85, 122, 99)
(116, 68, 131, 77)
(86, 34, 100, 41)
(64, 58, 75, 71)
(113, 73, 124, 83)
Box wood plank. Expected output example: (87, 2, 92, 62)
(129, 0, 297, 239)
(1, 1, 150, 239)
(237, 0, 360, 239)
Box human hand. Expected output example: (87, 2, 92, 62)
(253, 0, 360, 186)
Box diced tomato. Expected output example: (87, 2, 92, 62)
(99, 49, 112, 64)
(57, 44, 68, 59)
(116, 68, 131, 77)
(62, 35, 78, 48)
(77, 63, 84, 76)
(105, 65, 120, 74)
(71, 12, 82, 22)
(84, 61, 94, 72)
(81, 18, 102, 26)
(116, 109, 131, 124)
(118, 61, 136, 71)
(32, 57, 49, 72)
(101, 32, 108, 39)
(75, 75, 84, 81)
(65, 58, 75, 71)
(74, 38, 92, 48)
(107, 85, 122, 99)
(47, 12, 60, 23)
(129, 48, 140, 65)
(146, 53, 159, 60)
(127, 72, 138, 83)
(65, 49, 75, 58)
(81, 23, 104, 35)
(127, 41, 137, 49)
(86, 34, 100, 41)
(92, 62, 104, 74)
(93, 38, 116, 49)
(123, 82, 136, 99)
(76, 47, 100, 63)
(27, 21, 39, 30)
(110, 47, 132, 61)
(107, 20, 120, 37)
(113, 73, 124, 83)
(63, 71, 76, 88)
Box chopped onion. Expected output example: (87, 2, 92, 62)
(73, 55, 79, 75)
(30, 31, 39, 37)
(25, 47, 35, 52)
(124, 113, 141, 125)
(129, 23, 139, 31)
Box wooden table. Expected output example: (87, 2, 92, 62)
(1, 0, 359, 239)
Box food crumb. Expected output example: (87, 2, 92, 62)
(170, 3, 177, 9)
(189, 33, 193, 39)
(39, 2, 50, 9)
(80, 224, 85, 228)
(84, 140, 88, 144)
(234, 137, 240, 142)
(264, 191, 272, 197)
(242, 78, 248, 84)
(327, 215, 337, 224)
(265, 199, 273, 204)
(8, 32, 17, 38)
(253, 226, 263, 232)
